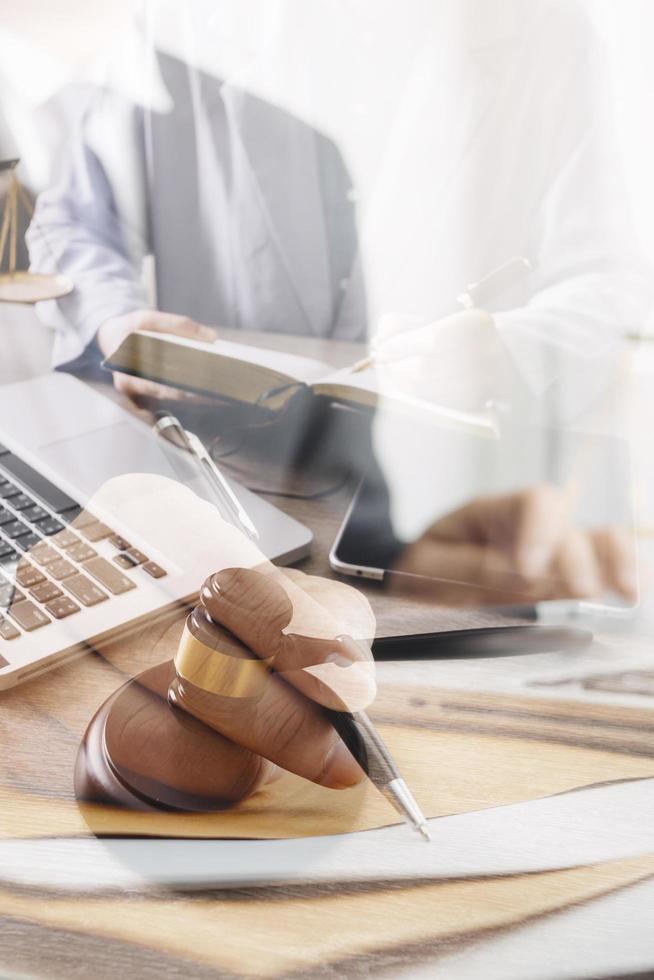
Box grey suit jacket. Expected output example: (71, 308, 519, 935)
(29, 0, 652, 417)
(28, 51, 365, 366)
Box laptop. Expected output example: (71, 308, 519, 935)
(0, 372, 312, 688)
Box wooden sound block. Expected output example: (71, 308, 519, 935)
(74, 660, 269, 813)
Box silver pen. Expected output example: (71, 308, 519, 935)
(154, 412, 259, 541)
(326, 707, 431, 841)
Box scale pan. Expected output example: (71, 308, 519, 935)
(0, 271, 73, 303)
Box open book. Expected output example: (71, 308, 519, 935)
(103, 330, 494, 433)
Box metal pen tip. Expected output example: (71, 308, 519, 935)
(416, 822, 432, 842)
(384, 778, 432, 843)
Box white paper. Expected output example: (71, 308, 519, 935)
(3, 778, 654, 892)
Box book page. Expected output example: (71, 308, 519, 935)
(139, 331, 332, 386)
(319, 363, 496, 433)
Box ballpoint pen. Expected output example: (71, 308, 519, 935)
(325, 707, 431, 841)
(351, 256, 532, 373)
(173, 567, 432, 842)
(153, 412, 259, 541)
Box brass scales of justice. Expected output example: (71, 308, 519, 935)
(0, 158, 73, 303)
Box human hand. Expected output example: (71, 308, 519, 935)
(172, 566, 377, 793)
(393, 484, 637, 606)
(372, 309, 516, 411)
(97, 309, 218, 405)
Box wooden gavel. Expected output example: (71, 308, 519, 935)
(75, 566, 376, 813)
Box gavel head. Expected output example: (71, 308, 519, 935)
(171, 566, 376, 722)
(75, 566, 376, 815)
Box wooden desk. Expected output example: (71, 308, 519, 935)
(1, 335, 654, 980)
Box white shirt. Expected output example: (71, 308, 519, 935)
(28, 0, 652, 408)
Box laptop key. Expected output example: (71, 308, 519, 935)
(16, 563, 46, 588)
(0, 617, 20, 640)
(0, 539, 16, 558)
(83, 557, 136, 595)
(0, 454, 79, 514)
(66, 541, 97, 563)
(0, 507, 15, 526)
(0, 482, 19, 499)
(80, 522, 113, 543)
(71, 510, 98, 530)
(15, 532, 43, 553)
(60, 505, 82, 525)
(9, 601, 49, 632)
(51, 529, 80, 550)
(45, 596, 81, 620)
(22, 504, 49, 524)
(49, 558, 77, 581)
(109, 535, 131, 551)
(3, 520, 30, 540)
(31, 544, 61, 567)
(0, 582, 22, 608)
(126, 548, 148, 565)
(35, 517, 65, 537)
(64, 574, 108, 607)
(0, 551, 18, 570)
(10, 493, 34, 511)
(30, 580, 63, 603)
(114, 553, 139, 569)
(142, 561, 167, 579)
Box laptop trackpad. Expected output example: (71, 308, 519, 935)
(38, 422, 199, 500)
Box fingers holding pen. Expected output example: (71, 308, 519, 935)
(180, 668, 366, 790)
(174, 616, 365, 789)
(170, 565, 376, 791)
(200, 566, 376, 711)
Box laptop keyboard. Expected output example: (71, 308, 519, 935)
(0, 444, 167, 644)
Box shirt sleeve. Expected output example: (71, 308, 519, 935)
(26, 106, 149, 367)
(493, 0, 653, 419)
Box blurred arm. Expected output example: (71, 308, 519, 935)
(27, 97, 149, 366)
(494, 5, 652, 415)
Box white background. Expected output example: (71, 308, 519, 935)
(0, 1, 653, 263)
(582, 0, 654, 263)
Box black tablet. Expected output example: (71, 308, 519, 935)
(330, 419, 636, 615)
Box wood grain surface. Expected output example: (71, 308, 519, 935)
(1, 341, 652, 979)
(1, 479, 653, 978)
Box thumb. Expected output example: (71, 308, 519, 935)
(138, 312, 218, 344)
